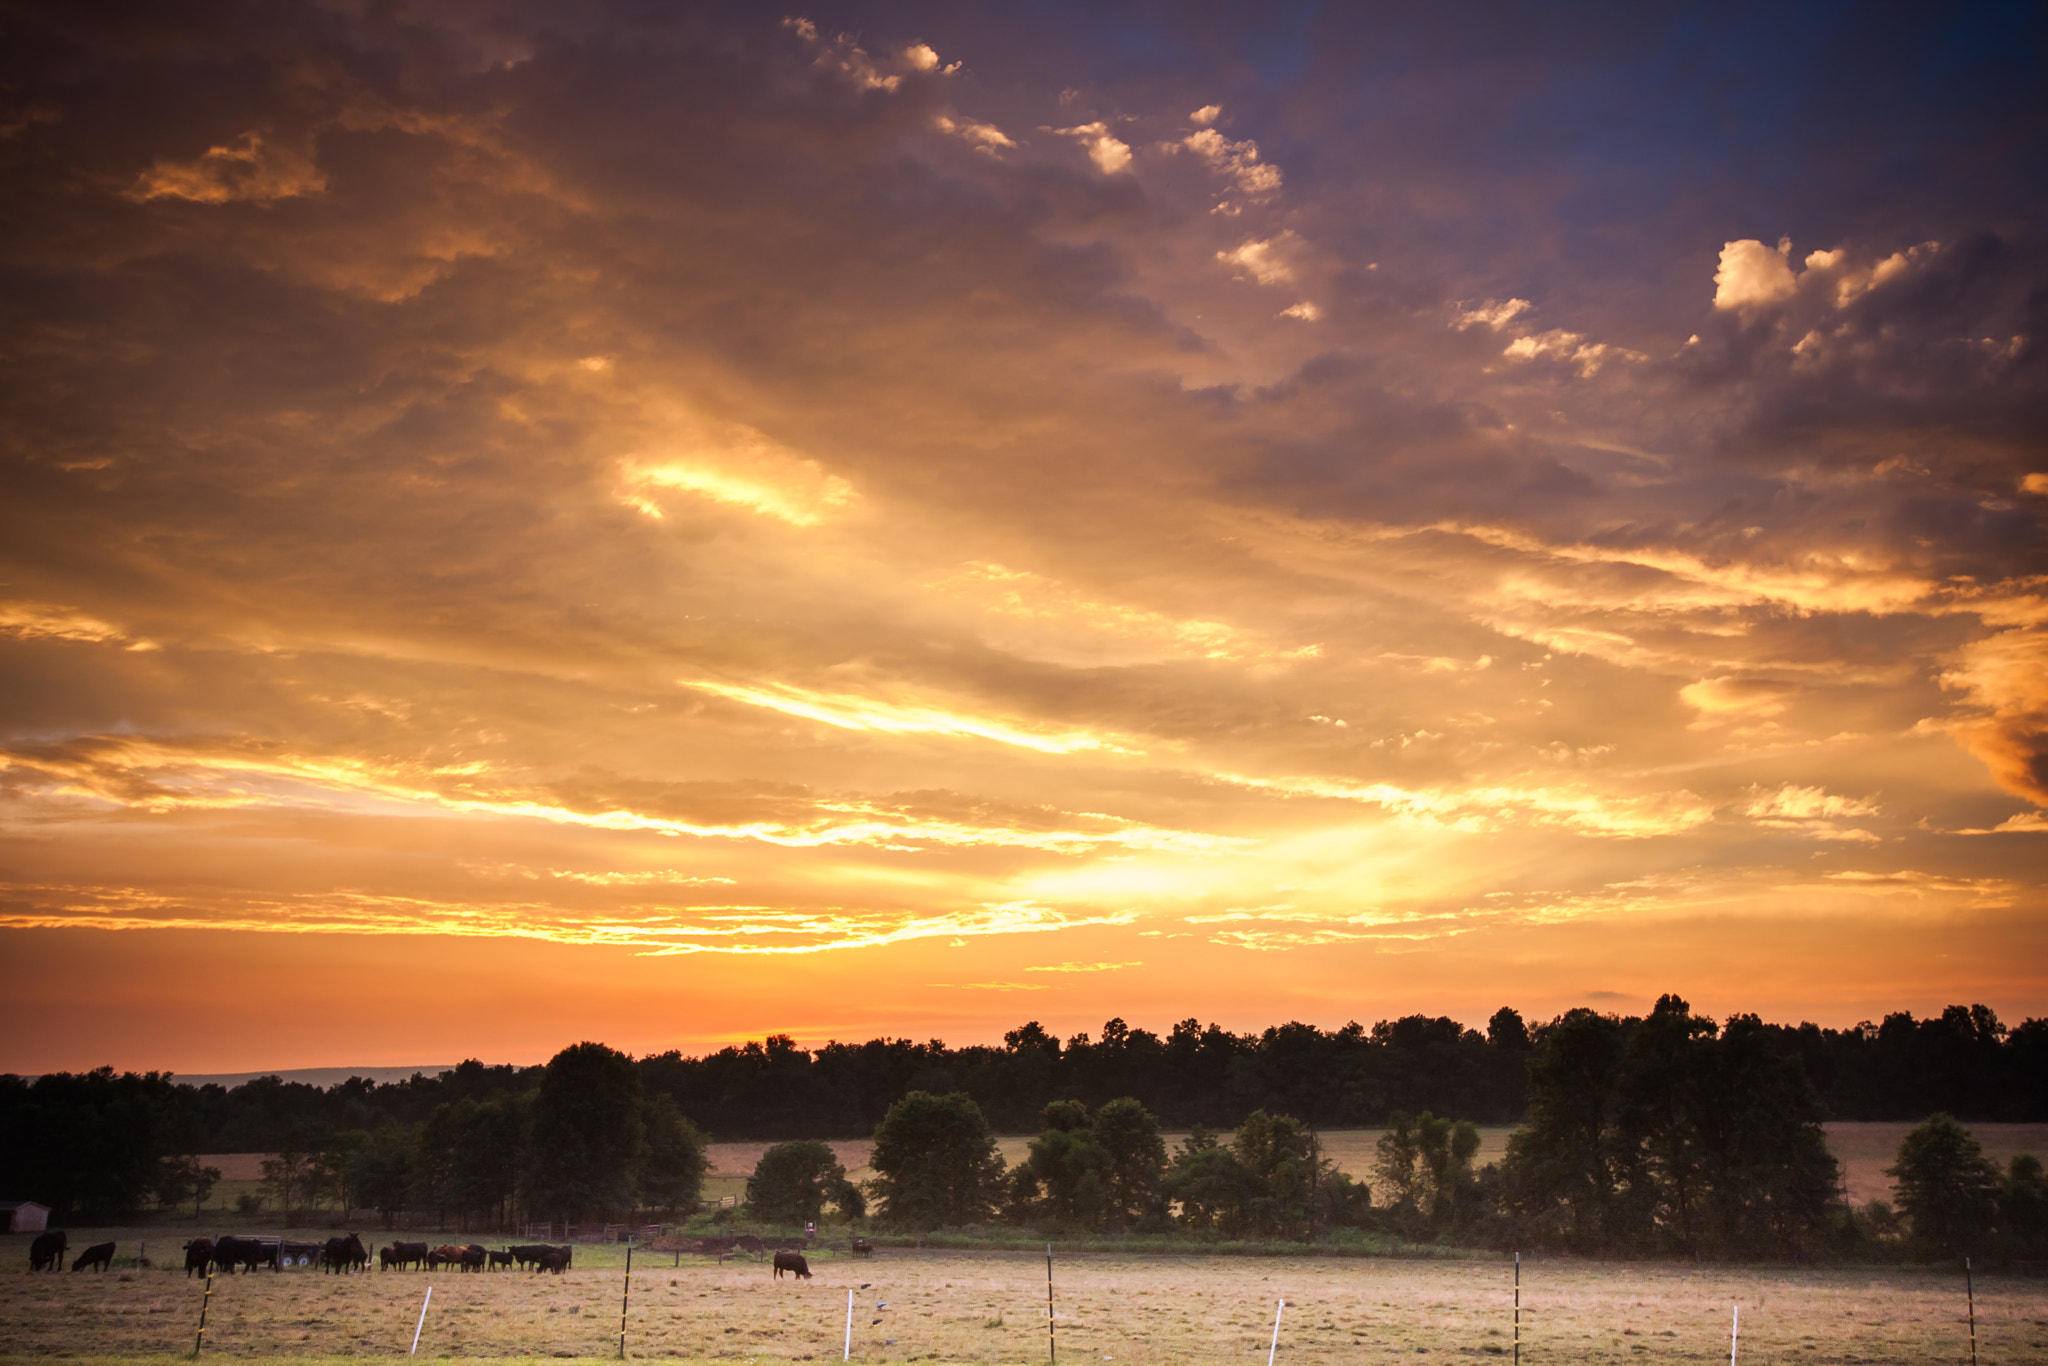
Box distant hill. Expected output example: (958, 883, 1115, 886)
(171, 1065, 458, 1089)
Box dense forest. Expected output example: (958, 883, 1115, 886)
(3, 1001, 2045, 1259)
(9, 1001, 2039, 1159)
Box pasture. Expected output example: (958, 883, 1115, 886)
(691, 1124, 2048, 1210)
(6, 1236, 2045, 1363)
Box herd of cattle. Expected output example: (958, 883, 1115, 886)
(25, 1230, 574, 1276)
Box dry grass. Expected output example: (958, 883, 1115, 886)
(6, 1233, 2046, 1363)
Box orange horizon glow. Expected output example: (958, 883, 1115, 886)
(2, 8, 2044, 1076)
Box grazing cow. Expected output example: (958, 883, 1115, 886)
(460, 1244, 486, 1272)
(487, 1249, 513, 1271)
(379, 1244, 400, 1270)
(507, 1243, 552, 1269)
(29, 1231, 68, 1273)
(533, 1248, 569, 1274)
(72, 1242, 116, 1273)
(850, 1236, 873, 1255)
(183, 1238, 215, 1277)
(395, 1241, 429, 1270)
(772, 1251, 812, 1280)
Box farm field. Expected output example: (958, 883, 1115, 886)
(694, 1123, 2048, 1209)
(696, 1131, 1521, 1207)
(4, 1237, 2044, 1364)
(193, 1124, 2048, 1213)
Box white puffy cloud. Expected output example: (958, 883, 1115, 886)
(1216, 233, 1297, 284)
(1713, 237, 1798, 309)
(1055, 121, 1131, 173)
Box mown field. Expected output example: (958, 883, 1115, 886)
(5, 1236, 2045, 1364)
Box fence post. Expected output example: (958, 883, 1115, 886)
(619, 1239, 633, 1360)
(192, 1270, 214, 1356)
(845, 1288, 853, 1362)
(1966, 1256, 1976, 1366)
(411, 1285, 432, 1355)
(1267, 1298, 1285, 1366)
(1046, 1244, 1056, 1366)
(1513, 1252, 1520, 1366)
(1728, 1305, 1738, 1366)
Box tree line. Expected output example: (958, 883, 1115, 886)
(11, 1002, 2038, 1163)
(748, 995, 2043, 1263)
(3, 1000, 2043, 1262)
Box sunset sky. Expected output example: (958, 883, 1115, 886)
(3, 3, 2045, 1075)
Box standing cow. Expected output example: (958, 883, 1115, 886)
(772, 1251, 812, 1280)
(29, 1231, 67, 1272)
(212, 1236, 277, 1274)
(322, 1234, 368, 1273)
(183, 1238, 215, 1277)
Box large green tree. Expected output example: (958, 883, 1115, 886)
(746, 1138, 858, 1225)
(1501, 998, 1840, 1258)
(867, 1090, 1004, 1230)
(527, 1042, 647, 1221)
(1889, 1112, 1999, 1257)
(1092, 1097, 1167, 1228)
(1015, 1100, 1109, 1229)
(1375, 1111, 1481, 1235)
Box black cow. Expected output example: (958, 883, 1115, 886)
(322, 1234, 368, 1274)
(532, 1248, 569, 1274)
(487, 1249, 513, 1271)
(460, 1244, 486, 1272)
(850, 1236, 873, 1255)
(72, 1241, 116, 1272)
(29, 1231, 68, 1272)
(212, 1235, 278, 1274)
(183, 1238, 215, 1277)
(393, 1241, 429, 1270)
(772, 1251, 812, 1280)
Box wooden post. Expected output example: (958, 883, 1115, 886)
(1045, 1243, 1056, 1366)
(1513, 1252, 1520, 1366)
(619, 1239, 633, 1359)
(1966, 1256, 1977, 1366)
(192, 1270, 214, 1356)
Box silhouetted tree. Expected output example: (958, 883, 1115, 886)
(745, 1139, 856, 1225)
(867, 1090, 1003, 1230)
(1890, 1112, 1999, 1258)
(642, 1093, 709, 1217)
(527, 1042, 645, 1221)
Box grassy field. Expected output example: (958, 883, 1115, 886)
(5, 1235, 2045, 1363)
(195, 1124, 2047, 1216)
(694, 1124, 2046, 1211)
